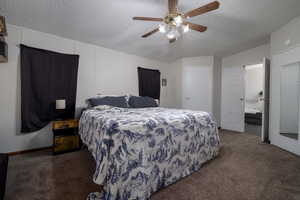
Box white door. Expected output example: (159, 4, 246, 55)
(261, 58, 271, 142)
(221, 65, 245, 132)
(182, 65, 212, 112)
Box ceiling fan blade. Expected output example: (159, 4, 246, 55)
(133, 17, 163, 22)
(184, 22, 207, 32)
(168, 0, 178, 14)
(169, 38, 177, 43)
(142, 28, 159, 38)
(185, 1, 220, 18)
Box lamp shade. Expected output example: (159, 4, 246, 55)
(56, 99, 66, 110)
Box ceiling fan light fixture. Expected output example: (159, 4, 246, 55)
(182, 24, 190, 33)
(133, 1, 220, 43)
(167, 33, 176, 39)
(166, 30, 176, 39)
(159, 24, 167, 33)
(174, 15, 183, 26)
(166, 28, 180, 39)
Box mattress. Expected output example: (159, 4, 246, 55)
(79, 107, 220, 200)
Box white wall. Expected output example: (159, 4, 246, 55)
(213, 57, 222, 125)
(271, 15, 300, 136)
(245, 64, 263, 111)
(167, 56, 222, 125)
(270, 15, 300, 156)
(271, 16, 300, 56)
(181, 57, 214, 113)
(162, 59, 183, 109)
(165, 59, 182, 108)
(222, 45, 270, 69)
(0, 24, 177, 153)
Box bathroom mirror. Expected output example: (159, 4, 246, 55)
(280, 62, 300, 140)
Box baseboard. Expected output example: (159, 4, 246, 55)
(8, 146, 52, 156)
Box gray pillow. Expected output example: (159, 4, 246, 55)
(87, 96, 128, 108)
(129, 96, 158, 108)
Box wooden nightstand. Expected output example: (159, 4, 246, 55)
(52, 119, 81, 155)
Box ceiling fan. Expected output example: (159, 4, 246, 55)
(133, 0, 220, 43)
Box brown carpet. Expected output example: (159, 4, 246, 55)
(5, 130, 300, 200)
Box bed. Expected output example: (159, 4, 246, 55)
(79, 106, 220, 200)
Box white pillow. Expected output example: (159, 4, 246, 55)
(93, 105, 114, 111)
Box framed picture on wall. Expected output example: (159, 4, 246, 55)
(162, 78, 167, 87)
(0, 16, 7, 36)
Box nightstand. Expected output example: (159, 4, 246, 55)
(52, 119, 81, 155)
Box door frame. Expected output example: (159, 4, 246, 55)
(262, 58, 271, 143)
(243, 61, 270, 141)
(221, 60, 270, 134)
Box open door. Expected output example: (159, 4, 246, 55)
(261, 58, 270, 143)
(221, 65, 245, 132)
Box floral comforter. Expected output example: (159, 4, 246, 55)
(79, 107, 220, 200)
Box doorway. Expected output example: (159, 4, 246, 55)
(221, 58, 270, 142)
(244, 64, 264, 137)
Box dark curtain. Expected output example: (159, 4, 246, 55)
(0, 154, 8, 200)
(138, 67, 161, 100)
(21, 45, 79, 133)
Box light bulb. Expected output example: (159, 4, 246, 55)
(159, 24, 166, 33)
(167, 28, 180, 39)
(182, 24, 190, 33)
(174, 16, 183, 26)
(167, 32, 175, 39)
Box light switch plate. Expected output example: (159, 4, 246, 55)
(285, 39, 291, 46)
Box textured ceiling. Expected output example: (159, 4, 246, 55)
(1, 0, 300, 62)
